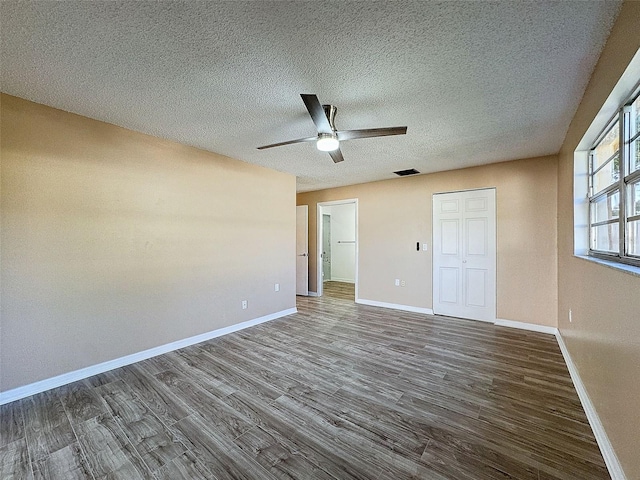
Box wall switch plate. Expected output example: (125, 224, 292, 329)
(395, 279, 400, 286)
(569, 309, 572, 322)
(422, 243, 428, 251)
(274, 283, 280, 292)
(242, 300, 248, 309)
(401, 280, 406, 287)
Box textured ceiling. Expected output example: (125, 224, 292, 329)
(0, 1, 621, 192)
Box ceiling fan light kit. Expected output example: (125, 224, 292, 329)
(316, 133, 339, 151)
(257, 94, 407, 163)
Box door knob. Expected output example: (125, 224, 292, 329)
(298, 253, 307, 257)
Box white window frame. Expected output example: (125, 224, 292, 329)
(588, 84, 640, 267)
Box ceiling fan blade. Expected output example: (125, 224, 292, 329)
(301, 94, 332, 134)
(337, 126, 407, 141)
(328, 148, 344, 163)
(257, 136, 317, 150)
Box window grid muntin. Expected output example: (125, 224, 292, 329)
(592, 150, 619, 175)
(591, 123, 619, 169)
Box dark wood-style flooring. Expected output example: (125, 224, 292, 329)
(1, 293, 609, 479)
(323, 280, 355, 300)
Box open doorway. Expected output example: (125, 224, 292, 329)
(317, 199, 358, 300)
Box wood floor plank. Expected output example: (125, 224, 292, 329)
(117, 363, 191, 426)
(158, 350, 237, 399)
(172, 414, 278, 480)
(186, 347, 285, 403)
(31, 443, 94, 480)
(196, 342, 307, 395)
(227, 391, 385, 480)
(84, 369, 121, 389)
(73, 413, 152, 480)
(289, 386, 429, 457)
(395, 390, 608, 480)
(322, 281, 355, 300)
(57, 380, 108, 426)
(96, 379, 188, 472)
(153, 450, 214, 480)
(532, 447, 611, 480)
(0, 438, 33, 480)
(219, 386, 399, 480)
(271, 394, 434, 480)
(0, 401, 26, 448)
(420, 424, 541, 480)
(233, 426, 337, 480)
(22, 389, 76, 462)
(154, 368, 255, 441)
(217, 336, 343, 395)
(478, 394, 596, 441)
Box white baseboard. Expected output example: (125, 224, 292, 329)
(467, 316, 495, 324)
(307, 291, 319, 297)
(355, 298, 434, 315)
(495, 318, 558, 335)
(0, 307, 297, 406)
(555, 331, 627, 480)
(328, 278, 355, 284)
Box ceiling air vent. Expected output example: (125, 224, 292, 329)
(394, 168, 420, 176)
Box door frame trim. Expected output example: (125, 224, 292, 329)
(296, 204, 309, 296)
(316, 199, 359, 299)
(322, 212, 332, 283)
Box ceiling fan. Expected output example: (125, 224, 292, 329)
(257, 94, 407, 163)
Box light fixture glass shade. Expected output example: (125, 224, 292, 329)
(316, 133, 339, 151)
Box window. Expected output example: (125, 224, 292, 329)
(588, 87, 640, 266)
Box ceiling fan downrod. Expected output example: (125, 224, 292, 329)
(322, 104, 337, 131)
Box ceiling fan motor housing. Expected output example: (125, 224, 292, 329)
(316, 132, 339, 151)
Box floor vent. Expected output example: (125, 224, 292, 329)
(394, 168, 420, 176)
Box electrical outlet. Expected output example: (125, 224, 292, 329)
(569, 309, 572, 323)
(274, 283, 280, 292)
(242, 300, 248, 309)
(422, 243, 428, 251)
(401, 280, 406, 287)
(395, 279, 400, 287)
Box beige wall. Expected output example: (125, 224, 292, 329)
(298, 155, 558, 327)
(0, 94, 296, 392)
(557, 3, 640, 478)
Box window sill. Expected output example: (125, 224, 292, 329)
(574, 254, 640, 278)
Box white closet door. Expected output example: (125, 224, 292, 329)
(433, 188, 496, 322)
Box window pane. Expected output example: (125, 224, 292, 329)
(592, 153, 620, 194)
(631, 95, 640, 173)
(591, 223, 619, 252)
(591, 191, 620, 223)
(632, 95, 640, 138)
(629, 181, 640, 217)
(593, 125, 619, 170)
(631, 136, 640, 174)
(628, 220, 640, 256)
